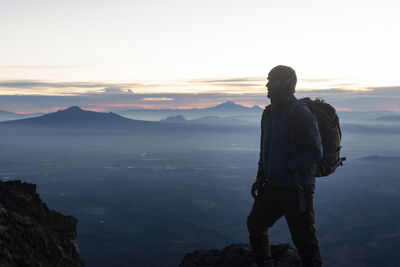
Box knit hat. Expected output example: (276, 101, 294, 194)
(268, 65, 297, 95)
(268, 65, 297, 83)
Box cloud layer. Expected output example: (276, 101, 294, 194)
(1, 84, 400, 114)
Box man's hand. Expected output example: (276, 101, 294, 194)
(251, 178, 264, 199)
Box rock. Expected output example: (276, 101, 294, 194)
(179, 243, 301, 267)
(0, 179, 84, 267)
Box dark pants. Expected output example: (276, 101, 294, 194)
(247, 185, 321, 267)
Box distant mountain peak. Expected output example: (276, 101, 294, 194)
(0, 109, 17, 115)
(251, 105, 263, 110)
(1, 105, 137, 127)
(209, 101, 251, 111)
(216, 101, 237, 107)
(62, 106, 83, 112)
(160, 115, 187, 123)
(67, 106, 82, 110)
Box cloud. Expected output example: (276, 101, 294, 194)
(0, 65, 80, 70)
(301, 78, 331, 83)
(296, 86, 400, 111)
(0, 77, 381, 96)
(0, 92, 267, 113)
(0, 80, 143, 96)
(1, 78, 400, 113)
(0, 80, 107, 88)
(0, 80, 144, 91)
(1, 88, 400, 113)
(103, 87, 134, 94)
(0, 78, 263, 92)
(199, 77, 264, 83)
(193, 77, 263, 89)
(142, 97, 174, 101)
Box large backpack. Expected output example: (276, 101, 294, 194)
(289, 97, 346, 177)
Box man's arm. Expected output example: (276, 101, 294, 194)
(286, 104, 323, 174)
(256, 107, 269, 181)
(251, 107, 269, 199)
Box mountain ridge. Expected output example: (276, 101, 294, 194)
(0, 106, 143, 128)
(0, 109, 17, 115)
(123, 101, 263, 112)
(0, 106, 256, 132)
(160, 115, 251, 125)
(119, 101, 263, 122)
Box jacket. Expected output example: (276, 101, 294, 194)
(257, 94, 323, 186)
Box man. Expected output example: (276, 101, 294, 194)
(247, 65, 323, 267)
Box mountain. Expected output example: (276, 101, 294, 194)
(124, 101, 260, 113)
(0, 106, 144, 128)
(202, 101, 262, 112)
(160, 115, 187, 123)
(341, 122, 400, 134)
(160, 115, 251, 125)
(120, 101, 263, 122)
(358, 155, 400, 162)
(341, 122, 372, 132)
(0, 179, 84, 266)
(0, 106, 256, 134)
(0, 109, 17, 115)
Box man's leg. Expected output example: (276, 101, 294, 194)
(283, 185, 322, 267)
(247, 186, 283, 265)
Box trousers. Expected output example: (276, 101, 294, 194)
(247, 185, 321, 267)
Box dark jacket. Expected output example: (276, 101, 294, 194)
(257, 94, 323, 186)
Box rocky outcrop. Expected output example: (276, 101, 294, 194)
(179, 243, 301, 267)
(0, 179, 84, 267)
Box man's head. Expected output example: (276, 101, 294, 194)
(266, 65, 297, 100)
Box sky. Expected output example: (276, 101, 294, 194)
(1, 0, 400, 112)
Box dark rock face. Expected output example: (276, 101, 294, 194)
(179, 243, 301, 267)
(0, 180, 84, 267)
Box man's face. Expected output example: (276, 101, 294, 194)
(266, 75, 282, 98)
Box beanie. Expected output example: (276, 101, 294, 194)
(268, 65, 297, 94)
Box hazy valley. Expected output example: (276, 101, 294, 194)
(0, 102, 400, 266)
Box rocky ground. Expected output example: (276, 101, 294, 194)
(0, 179, 302, 267)
(0, 179, 84, 267)
(179, 243, 301, 267)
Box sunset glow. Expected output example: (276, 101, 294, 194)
(1, 0, 399, 112)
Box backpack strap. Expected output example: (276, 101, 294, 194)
(263, 105, 272, 119)
(286, 99, 307, 212)
(287, 97, 313, 119)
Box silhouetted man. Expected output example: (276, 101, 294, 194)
(247, 65, 323, 267)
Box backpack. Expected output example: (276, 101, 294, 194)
(289, 97, 346, 177)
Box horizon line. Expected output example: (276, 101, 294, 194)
(1, 77, 398, 96)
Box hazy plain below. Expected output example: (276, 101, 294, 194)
(0, 104, 400, 266)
